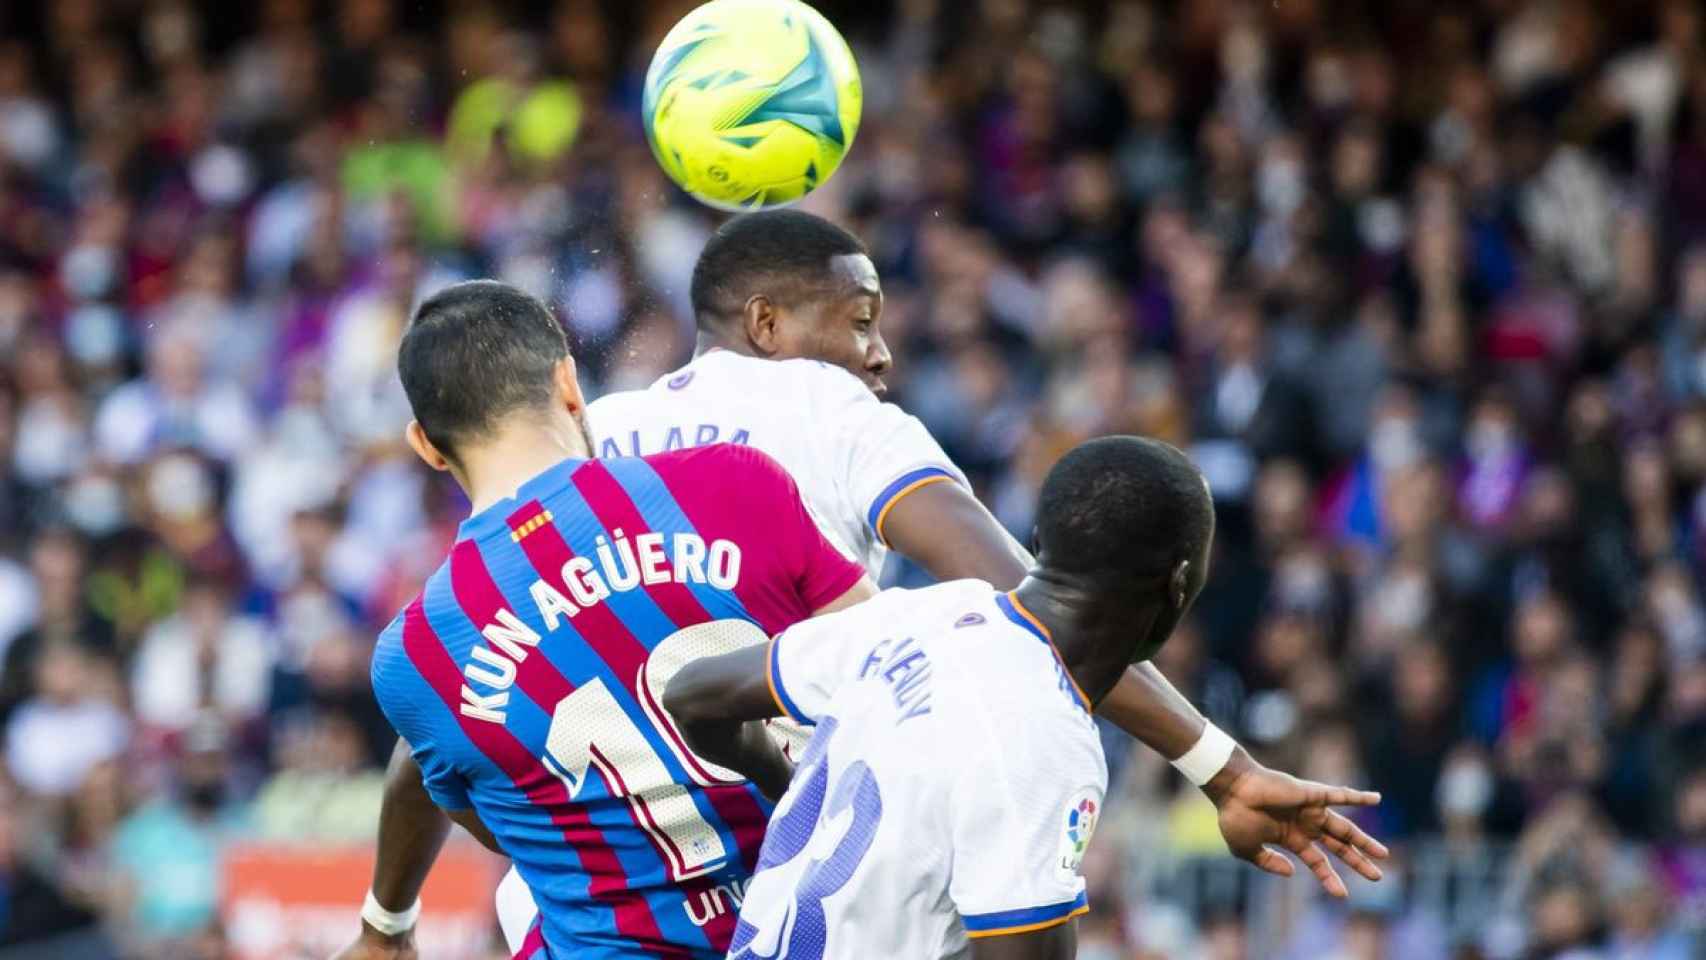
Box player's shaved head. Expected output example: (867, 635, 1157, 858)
(1030, 439, 1221, 665)
(399, 280, 570, 461)
(690, 210, 869, 330)
(1036, 435, 1215, 607)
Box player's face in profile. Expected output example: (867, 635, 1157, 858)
(782, 253, 892, 395)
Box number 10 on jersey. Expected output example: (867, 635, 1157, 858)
(539, 620, 774, 881)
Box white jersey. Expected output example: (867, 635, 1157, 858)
(587, 350, 968, 577)
(734, 580, 1108, 960)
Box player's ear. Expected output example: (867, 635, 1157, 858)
(552, 354, 586, 414)
(405, 420, 453, 473)
(744, 294, 781, 356)
(1169, 559, 1192, 611)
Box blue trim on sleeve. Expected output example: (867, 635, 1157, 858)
(865, 466, 957, 532)
(767, 634, 815, 726)
(962, 890, 1090, 933)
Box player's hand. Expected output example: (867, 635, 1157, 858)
(1202, 750, 1389, 898)
(329, 923, 418, 960)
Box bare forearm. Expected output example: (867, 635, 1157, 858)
(1095, 663, 1208, 761)
(371, 739, 453, 911)
(664, 645, 794, 798)
(882, 483, 1031, 588)
(683, 718, 794, 801)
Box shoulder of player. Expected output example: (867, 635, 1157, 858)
(585, 390, 625, 415)
(932, 599, 1091, 724)
(766, 356, 877, 404)
(849, 579, 991, 625)
(861, 582, 1039, 698)
(639, 442, 794, 494)
(818, 580, 975, 632)
(368, 566, 455, 684)
(586, 386, 648, 421)
(684, 354, 873, 413)
(367, 604, 414, 692)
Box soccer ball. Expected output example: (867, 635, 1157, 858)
(642, 0, 862, 211)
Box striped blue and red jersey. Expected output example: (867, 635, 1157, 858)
(370, 444, 866, 959)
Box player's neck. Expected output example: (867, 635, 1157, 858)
(1013, 575, 1155, 706)
(695, 330, 755, 358)
(458, 422, 592, 515)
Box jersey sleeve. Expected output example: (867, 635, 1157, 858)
(413, 740, 473, 810)
(370, 621, 473, 811)
(765, 588, 903, 725)
(806, 362, 968, 546)
(947, 707, 1103, 938)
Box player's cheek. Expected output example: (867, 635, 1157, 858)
(825, 329, 860, 369)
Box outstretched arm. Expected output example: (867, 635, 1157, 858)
(663, 643, 793, 800)
(882, 480, 1389, 896)
(880, 479, 1033, 587)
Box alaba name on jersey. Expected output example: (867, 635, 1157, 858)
(369, 444, 865, 959)
(731, 579, 1109, 960)
(587, 350, 970, 578)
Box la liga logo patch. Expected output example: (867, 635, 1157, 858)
(1056, 787, 1102, 880)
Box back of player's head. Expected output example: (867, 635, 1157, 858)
(690, 210, 867, 331)
(1035, 436, 1214, 589)
(398, 279, 568, 459)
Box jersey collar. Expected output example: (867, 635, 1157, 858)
(994, 591, 1092, 712)
(457, 457, 587, 543)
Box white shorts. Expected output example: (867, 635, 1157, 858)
(495, 865, 540, 955)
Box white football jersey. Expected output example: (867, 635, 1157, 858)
(732, 580, 1108, 960)
(587, 350, 968, 578)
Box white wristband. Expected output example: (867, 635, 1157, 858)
(1171, 722, 1237, 787)
(362, 890, 421, 936)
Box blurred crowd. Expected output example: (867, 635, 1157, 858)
(1, 0, 1705, 957)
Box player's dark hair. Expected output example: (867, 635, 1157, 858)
(398, 280, 568, 461)
(1035, 436, 1214, 584)
(690, 210, 868, 331)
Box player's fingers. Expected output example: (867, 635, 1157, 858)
(1321, 833, 1384, 883)
(1297, 780, 1382, 808)
(1287, 834, 1347, 898)
(1324, 811, 1391, 860)
(1248, 846, 1294, 878)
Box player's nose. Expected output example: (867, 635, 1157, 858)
(866, 338, 892, 393)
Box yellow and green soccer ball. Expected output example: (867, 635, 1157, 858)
(642, 0, 862, 211)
